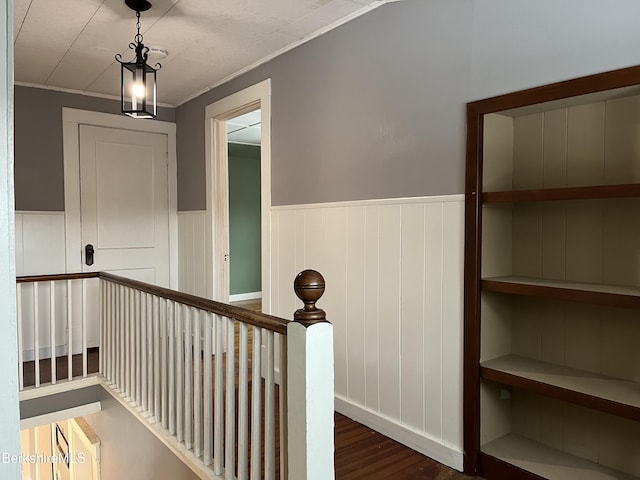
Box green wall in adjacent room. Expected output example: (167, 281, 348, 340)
(228, 143, 261, 296)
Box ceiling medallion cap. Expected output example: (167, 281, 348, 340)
(125, 0, 152, 12)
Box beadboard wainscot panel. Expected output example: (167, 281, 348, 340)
(177, 211, 207, 297)
(15, 211, 66, 276)
(15, 211, 77, 360)
(271, 194, 465, 470)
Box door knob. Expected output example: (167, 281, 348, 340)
(85, 244, 95, 266)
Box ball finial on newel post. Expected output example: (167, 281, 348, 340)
(293, 269, 327, 327)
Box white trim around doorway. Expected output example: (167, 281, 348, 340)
(204, 79, 272, 312)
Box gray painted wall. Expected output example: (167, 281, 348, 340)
(176, 0, 474, 209)
(469, 0, 640, 101)
(14, 85, 174, 211)
(176, 0, 640, 210)
(84, 389, 200, 480)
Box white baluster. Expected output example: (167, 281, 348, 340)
(176, 303, 184, 443)
(82, 278, 87, 378)
(265, 330, 275, 480)
(154, 296, 161, 421)
(135, 290, 142, 405)
(184, 305, 193, 449)
(104, 281, 110, 382)
(50, 280, 56, 385)
(203, 312, 213, 466)
(124, 287, 131, 397)
(17, 283, 23, 391)
(109, 282, 118, 384)
(238, 322, 249, 480)
(225, 317, 236, 480)
(168, 300, 176, 436)
(67, 279, 73, 382)
(250, 327, 262, 480)
(119, 285, 125, 389)
(161, 299, 168, 428)
(213, 314, 224, 476)
(34, 282, 40, 388)
(142, 291, 149, 412)
(99, 280, 104, 376)
(193, 308, 202, 458)
(129, 287, 135, 398)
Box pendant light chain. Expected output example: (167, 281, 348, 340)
(135, 10, 143, 44)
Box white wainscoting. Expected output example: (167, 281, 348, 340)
(15, 211, 98, 359)
(15, 211, 66, 276)
(16, 211, 67, 359)
(271, 195, 465, 470)
(177, 211, 207, 297)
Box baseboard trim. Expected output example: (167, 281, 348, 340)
(334, 396, 464, 471)
(230, 291, 262, 302)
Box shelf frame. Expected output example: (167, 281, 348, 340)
(480, 435, 639, 480)
(463, 63, 640, 478)
(481, 361, 640, 422)
(483, 183, 640, 203)
(479, 453, 546, 480)
(481, 277, 640, 309)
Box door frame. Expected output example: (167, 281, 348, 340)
(204, 79, 271, 310)
(62, 108, 178, 288)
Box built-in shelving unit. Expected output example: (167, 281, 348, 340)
(464, 66, 640, 480)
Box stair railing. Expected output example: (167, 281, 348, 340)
(16, 270, 335, 480)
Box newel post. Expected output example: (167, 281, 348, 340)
(287, 270, 335, 480)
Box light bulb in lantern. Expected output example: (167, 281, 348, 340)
(131, 82, 146, 99)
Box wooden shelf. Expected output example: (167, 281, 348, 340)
(481, 355, 640, 422)
(481, 434, 638, 480)
(483, 183, 640, 203)
(482, 276, 640, 310)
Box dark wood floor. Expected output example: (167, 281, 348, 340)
(335, 413, 474, 480)
(231, 300, 476, 479)
(23, 350, 475, 479)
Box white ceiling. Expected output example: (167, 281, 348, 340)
(14, 0, 386, 106)
(227, 109, 261, 145)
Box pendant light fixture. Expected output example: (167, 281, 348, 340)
(115, 0, 161, 118)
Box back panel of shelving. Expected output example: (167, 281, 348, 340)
(484, 94, 640, 192)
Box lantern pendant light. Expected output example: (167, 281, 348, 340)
(115, 0, 161, 118)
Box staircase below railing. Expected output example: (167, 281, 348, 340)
(16, 270, 334, 480)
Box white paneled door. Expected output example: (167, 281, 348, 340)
(79, 125, 170, 286)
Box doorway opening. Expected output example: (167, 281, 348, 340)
(227, 109, 262, 309)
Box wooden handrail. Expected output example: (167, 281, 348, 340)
(16, 272, 99, 283)
(15, 270, 329, 335)
(98, 272, 290, 335)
